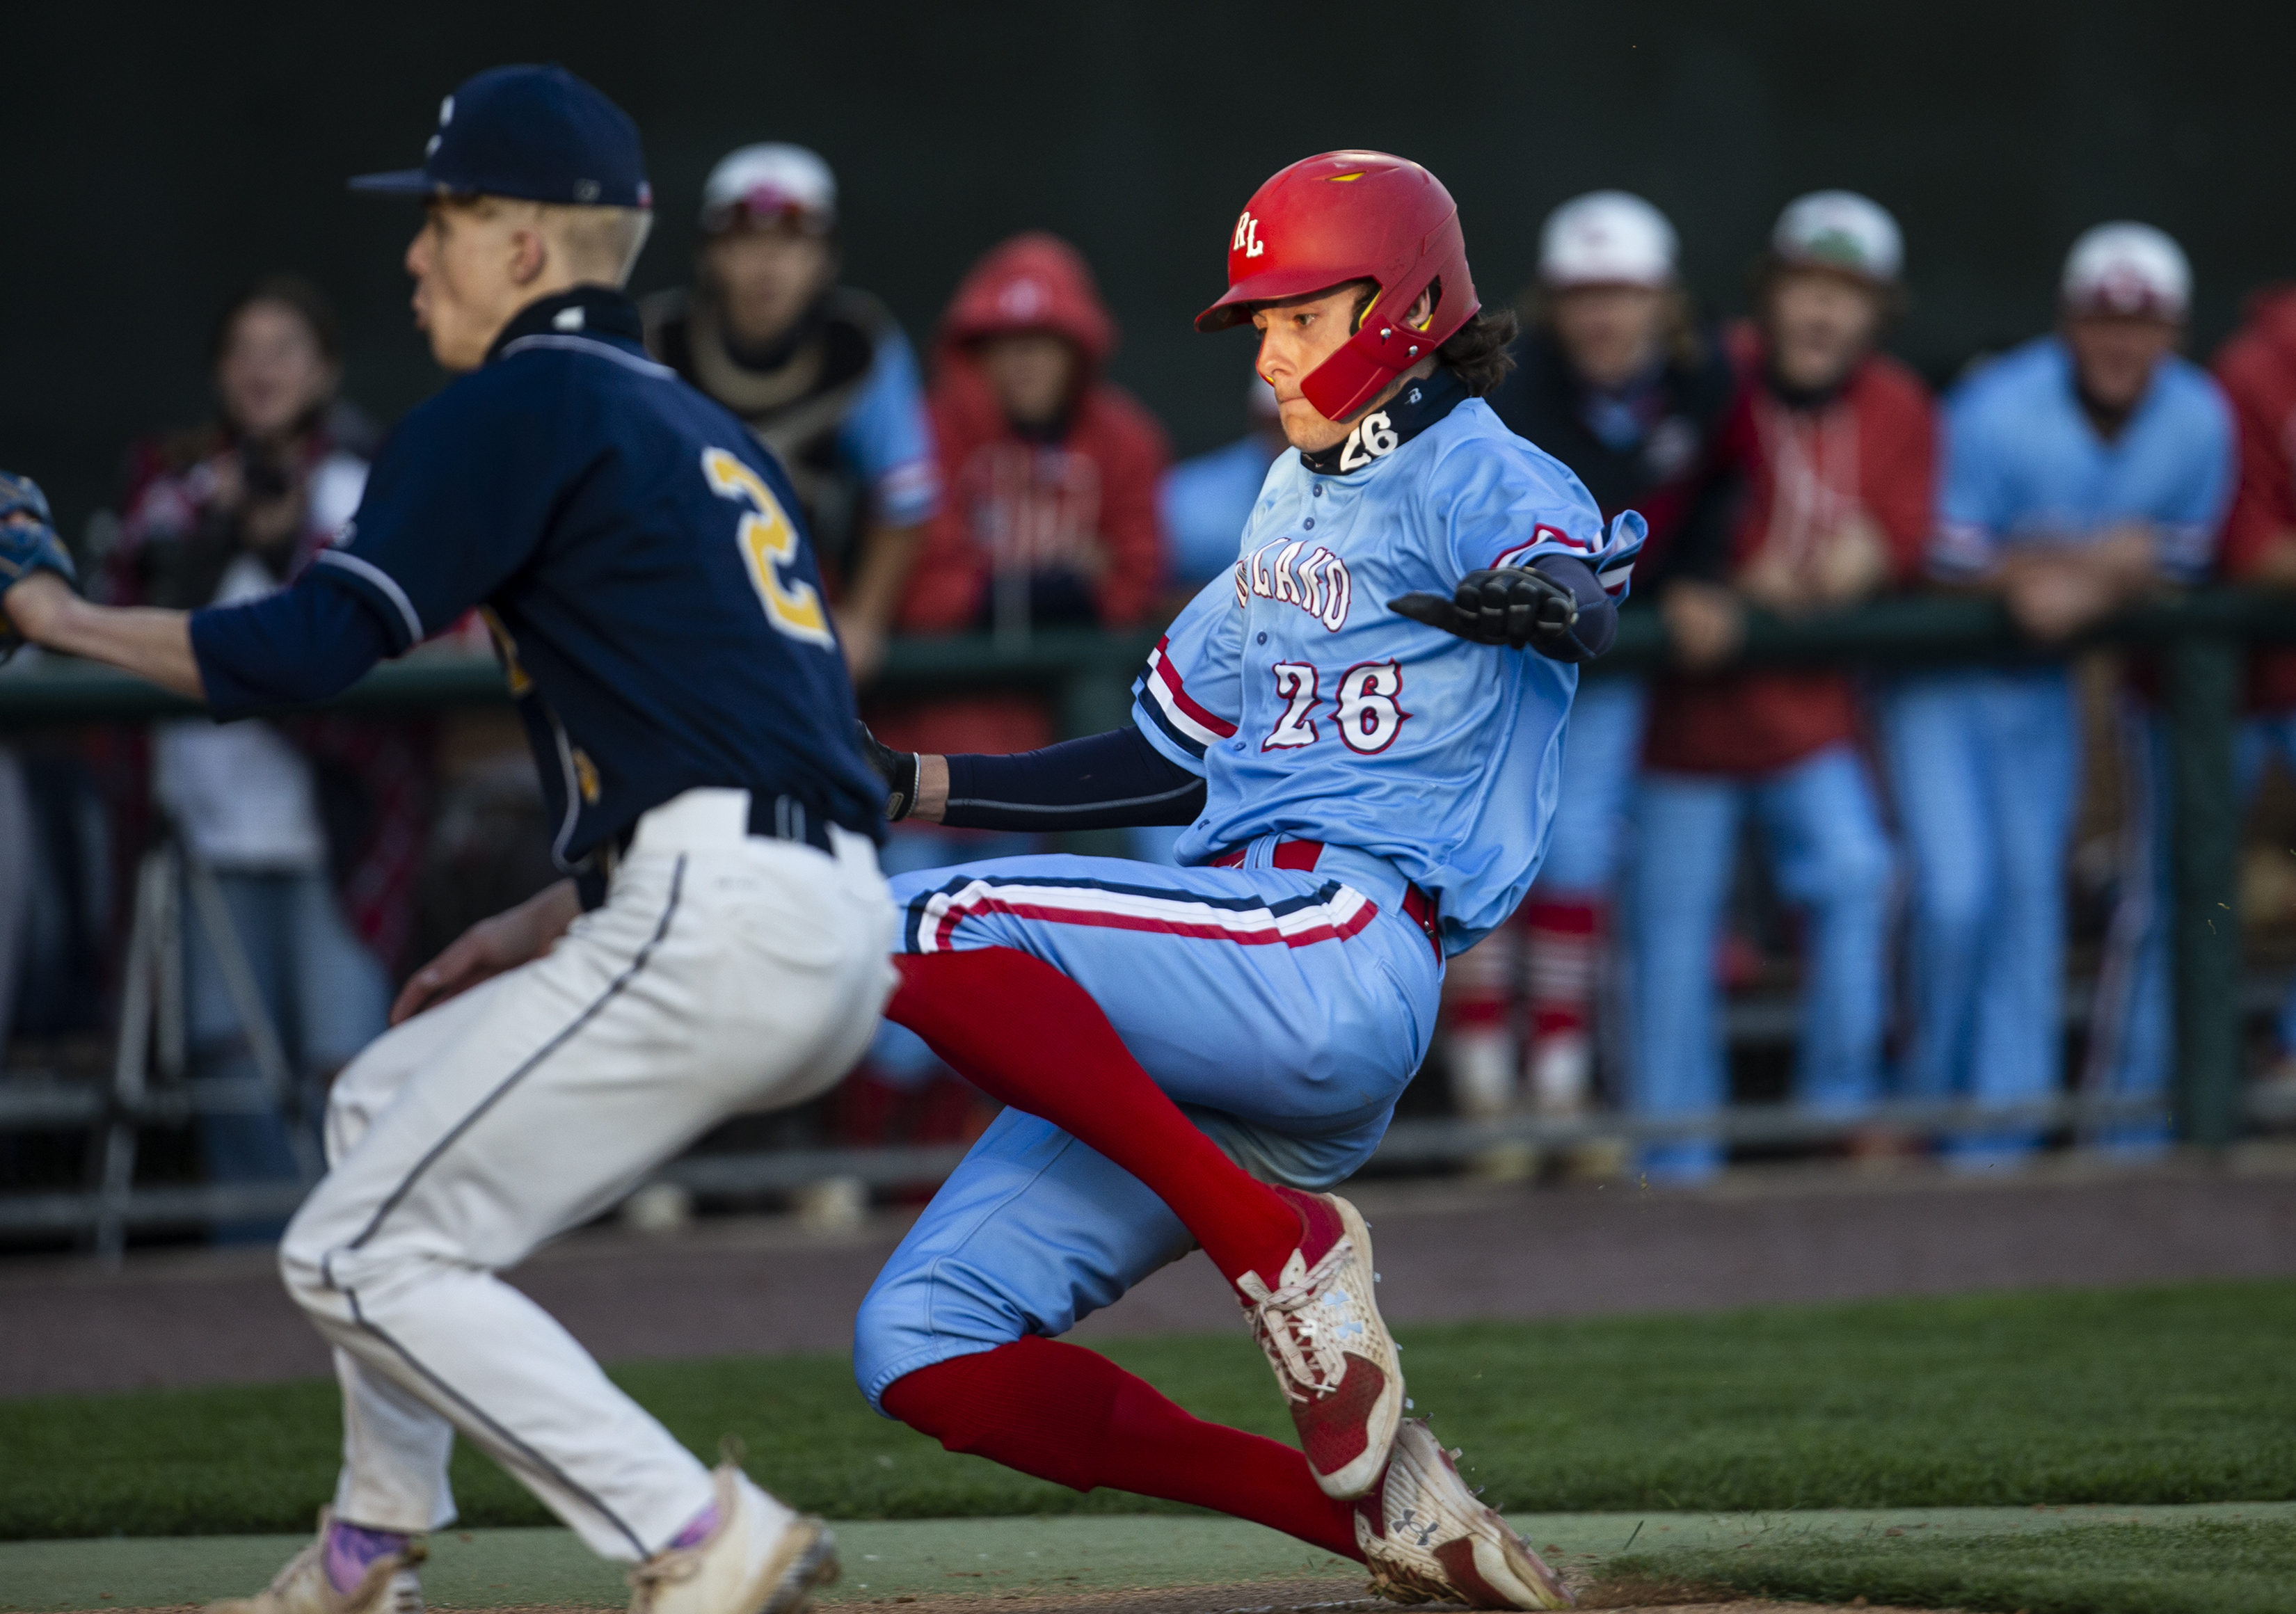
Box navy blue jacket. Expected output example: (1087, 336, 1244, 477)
(190, 287, 886, 879)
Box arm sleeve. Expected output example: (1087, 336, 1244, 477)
(311, 380, 564, 654)
(837, 328, 941, 528)
(1130, 572, 1246, 773)
(942, 726, 1206, 831)
(188, 575, 397, 719)
(1446, 440, 1648, 603)
(1529, 554, 1618, 662)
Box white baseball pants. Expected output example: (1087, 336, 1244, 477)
(278, 789, 895, 1560)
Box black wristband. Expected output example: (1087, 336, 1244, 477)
(854, 721, 920, 822)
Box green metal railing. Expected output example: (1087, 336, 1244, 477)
(0, 588, 2289, 1236)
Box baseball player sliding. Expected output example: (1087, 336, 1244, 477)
(0, 67, 893, 1614)
(851, 153, 1641, 1609)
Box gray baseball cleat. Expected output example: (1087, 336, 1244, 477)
(1355, 1419, 1574, 1609)
(628, 1462, 839, 1614)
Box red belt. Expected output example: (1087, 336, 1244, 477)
(1210, 838, 1442, 958)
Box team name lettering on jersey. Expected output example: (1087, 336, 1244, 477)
(1235, 539, 1352, 630)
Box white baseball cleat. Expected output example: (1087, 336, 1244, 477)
(202, 1508, 424, 1614)
(1236, 1185, 1404, 1499)
(628, 1462, 839, 1614)
(1355, 1420, 1574, 1609)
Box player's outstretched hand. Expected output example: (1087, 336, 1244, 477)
(1389, 566, 1579, 651)
(391, 877, 583, 1024)
(0, 473, 79, 656)
(854, 720, 918, 822)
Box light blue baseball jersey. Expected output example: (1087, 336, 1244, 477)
(838, 326, 939, 528)
(1130, 379, 1645, 955)
(1930, 335, 2233, 582)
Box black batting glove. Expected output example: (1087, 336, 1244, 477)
(854, 720, 919, 822)
(1388, 566, 1579, 651)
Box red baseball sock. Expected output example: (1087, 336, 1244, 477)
(882, 1336, 1362, 1561)
(888, 950, 1307, 1286)
(1522, 898, 1602, 1045)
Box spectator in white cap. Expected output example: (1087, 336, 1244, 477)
(1624, 189, 1931, 1181)
(1884, 220, 2233, 1165)
(645, 143, 937, 678)
(1462, 192, 1739, 1151)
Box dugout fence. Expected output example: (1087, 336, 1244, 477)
(1, 591, 2291, 1247)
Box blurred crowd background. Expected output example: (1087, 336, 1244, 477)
(4, 1, 2295, 1245)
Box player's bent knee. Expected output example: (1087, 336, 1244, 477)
(276, 1208, 340, 1318)
(877, 1343, 1108, 1494)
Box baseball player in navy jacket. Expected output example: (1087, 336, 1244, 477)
(1, 66, 890, 1614)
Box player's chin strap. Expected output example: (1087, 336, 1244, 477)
(1236, 1239, 1356, 1400)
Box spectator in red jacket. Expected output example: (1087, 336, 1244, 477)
(2215, 284, 2296, 1087)
(877, 232, 1167, 761)
(1628, 192, 1933, 1181)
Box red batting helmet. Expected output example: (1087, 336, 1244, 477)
(1196, 150, 1479, 422)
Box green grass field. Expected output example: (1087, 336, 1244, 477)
(1610, 1515, 2296, 1614)
(12, 1507, 2296, 1612)
(5, 1278, 2293, 1542)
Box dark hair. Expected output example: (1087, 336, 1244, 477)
(1437, 305, 1519, 396)
(1348, 280, 1519, 397)
(208, 275, 342, 369)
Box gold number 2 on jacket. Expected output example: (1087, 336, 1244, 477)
(701, 447, 836, 649)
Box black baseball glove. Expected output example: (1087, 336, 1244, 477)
(0, 473, 77, 657)
(854, 720, 919, 822)
(1388, 565, 1579, 650)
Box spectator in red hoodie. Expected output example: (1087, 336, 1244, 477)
(872, 232, 1168, 761)
(2215, 285, 2296, 1087)
(1628, 192, 1934, 1181)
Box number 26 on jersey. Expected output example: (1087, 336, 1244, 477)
(1264, 660, 1409, 755)
(701, 448, 836, 650)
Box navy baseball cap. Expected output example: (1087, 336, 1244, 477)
(350, 65, 652, 209)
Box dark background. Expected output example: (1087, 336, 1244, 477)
(3, 0, 2284, 535)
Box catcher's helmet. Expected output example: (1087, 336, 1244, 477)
(1196, 150, 1478, 422)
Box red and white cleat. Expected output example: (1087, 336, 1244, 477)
(1234, 1186, 1403, 1499)
(1355, 1420, 1574, 1610)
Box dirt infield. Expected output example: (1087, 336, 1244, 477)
(6, 1146, 2295, 1396)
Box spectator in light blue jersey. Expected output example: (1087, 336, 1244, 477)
(1885, 223, 2234, 1164)
(1161, 374, 1288, 591)
(646, 143, 939, 680)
